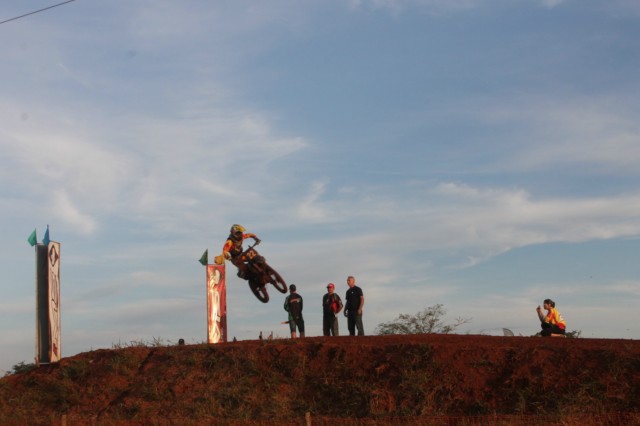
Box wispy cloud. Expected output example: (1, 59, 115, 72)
(346, 0, 567, 13)
(489, 97, 640, 173)
(423, 182, 640, 254)
(281, 178, 640, 271)
(295, 180, 332, 222)
(539, 0, 567, 8)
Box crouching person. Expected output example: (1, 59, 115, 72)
(536, 299, 566, 337)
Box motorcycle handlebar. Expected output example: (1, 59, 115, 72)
(244, 240, 261, 252)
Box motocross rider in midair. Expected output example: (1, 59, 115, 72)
(221, 224, 261, 279)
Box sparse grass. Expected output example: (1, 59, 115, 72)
(107, 349, 143, 375)
(111, 336, 167, 349)
(61, 358, 90, 380)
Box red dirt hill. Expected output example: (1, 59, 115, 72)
(1, 334, 639, 425)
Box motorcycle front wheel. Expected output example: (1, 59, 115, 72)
(249, 279, 269, 303)
(265, 264, 287, 294)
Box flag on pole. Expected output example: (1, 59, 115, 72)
(199, 249, 208, 265)
(43, 225, 50, 246)
(27, 229, 37, 246)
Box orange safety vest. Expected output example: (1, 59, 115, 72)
(544, 307, 566, 330)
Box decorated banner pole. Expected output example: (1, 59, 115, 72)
(200, 250, 227, 344)
(30, 226, 61, 365)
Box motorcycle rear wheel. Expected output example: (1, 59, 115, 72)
(265, 264, 287, 294)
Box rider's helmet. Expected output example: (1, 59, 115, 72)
(230, 224, 245, 241)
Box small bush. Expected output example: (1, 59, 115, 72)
(5, 361, 37, 376)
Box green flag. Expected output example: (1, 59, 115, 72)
(27, 229, 37, 247)
(198, 249, 208, 266)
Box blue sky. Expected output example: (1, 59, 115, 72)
(2, 0, 640, 372)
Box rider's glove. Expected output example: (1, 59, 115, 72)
(344, 309, 349, 317)
(254, 237, 261, 244)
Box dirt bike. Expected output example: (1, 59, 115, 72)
(237, 242, 287, 303)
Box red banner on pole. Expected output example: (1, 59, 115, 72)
(206, 264, 227, 344)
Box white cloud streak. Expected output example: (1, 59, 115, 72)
(346, 0, 567, 13)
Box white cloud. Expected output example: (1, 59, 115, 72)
(347, 0, 475, 11)
(295, 180, 332, 222)
(345, 0, 567, 14)
(607, 281, 640, 297)
(51, 190, 97, 234)
(516, 101, 640, 172)
(427, 182, 640, 251)
(288, 180, 640, 268)
(440, 94, 640, 174)
(539, 0, 567, 8)
(1, 91, 309, 236)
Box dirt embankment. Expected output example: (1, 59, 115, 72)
(1, 334, 639, 424)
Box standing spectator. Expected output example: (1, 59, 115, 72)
(344, 276, 365, 336)
(536, 299, 566, 337)
(322, 283, 343, 336)
(284, 284, 305, 338)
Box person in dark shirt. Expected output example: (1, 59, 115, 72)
(284, 284, 304, 338)
(344, 276, 364, 336)
(322, 283, 343, 336)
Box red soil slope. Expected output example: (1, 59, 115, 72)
(1, 334, 639, 425)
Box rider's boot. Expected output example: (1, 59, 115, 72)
(237, 262, 252, 280)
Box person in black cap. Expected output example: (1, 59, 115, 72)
(322, 283, 343, 336)
(284, 284, 304, 338)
